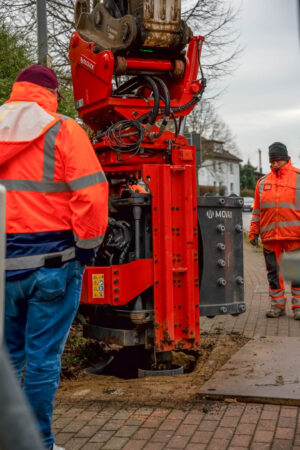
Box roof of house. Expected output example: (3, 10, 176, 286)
(201, 137, 242, 163)
(206, 151, 242, 163)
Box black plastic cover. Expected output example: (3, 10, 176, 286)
(197, 196, 246, 317)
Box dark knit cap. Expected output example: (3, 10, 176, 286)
(16, 64, 58, 90)
(268, 142, 289, 162)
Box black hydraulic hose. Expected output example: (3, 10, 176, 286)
(151, 77, 170, 137)
(133, 205, 142, 260)
(172, 40, 207, 114)
(119, 243, 130, 264)
(141, 76, 160, 126)
(170, 110, 178, 138)
(113, 45, 207, 118)
(153, 77, 170, 120)
(115, 76, 205, 116)
(114, 76, 141, 96)
(172, 79, 207, 113)
(114, 76, 160, 127)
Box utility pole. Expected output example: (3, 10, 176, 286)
(258, 148, 262, 173)
(36, 0, 51, 66)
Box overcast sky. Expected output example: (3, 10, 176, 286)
(217, 0, 300, 173)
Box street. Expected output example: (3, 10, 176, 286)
(242, 211, 252, 233)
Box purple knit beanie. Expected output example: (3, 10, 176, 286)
(16, 64, 58, 90)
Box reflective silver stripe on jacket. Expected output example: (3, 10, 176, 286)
(296, 172, 300, 208)
(251, 217, 260, 222)
(68, 171, 107, 191)
(0, 173, 107, 193)
(292, 298, 300, 305)
(277, 202, 300, 210)
(259, 176, 266, 197)
(260, 223, 275, 233)
(0, 118, 107, 192)
(0, 179, 69, 192)
(278, 220, 300, 228)
(260, 202, 276, 208)
(43, 121, 62, 181)
(74, 233, 105, 249)
(5, 247, 76, 270)
(292, 288, 300, 296)
(252, 209, 260, 215)
(257, 176, 266, 219)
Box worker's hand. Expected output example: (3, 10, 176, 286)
(250, 234, 259, 247)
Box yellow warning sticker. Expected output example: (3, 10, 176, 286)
(92, 274, 104, 298)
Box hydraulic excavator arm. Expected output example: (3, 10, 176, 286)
(68, 1, 245, 370)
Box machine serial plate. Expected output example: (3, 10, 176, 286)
(92, 274, 104, 298)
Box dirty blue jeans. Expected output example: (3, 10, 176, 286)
(4, 260, 85, 449)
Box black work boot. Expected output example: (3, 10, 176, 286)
(265, 306, 286, 318)
(294, 309, 300, 320)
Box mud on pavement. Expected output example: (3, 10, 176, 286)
(58, 327, 248, 407)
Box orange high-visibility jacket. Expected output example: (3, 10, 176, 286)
(249, 159, 300, 243)
(0, 81, 108, 274)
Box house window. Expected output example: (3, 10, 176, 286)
(230, 164, 233, 174)
(218, 162, 222, 172)
(213, 161, 216, 170)
(214, 142, 223, 153)
(230, 182, 234, 192)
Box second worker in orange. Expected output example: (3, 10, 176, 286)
(249, 142, 300, 319)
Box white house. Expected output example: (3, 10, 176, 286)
(185, 135, 242, 196)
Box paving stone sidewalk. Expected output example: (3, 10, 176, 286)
(201, 244, 300, 339)
(54, 243, 300, 449)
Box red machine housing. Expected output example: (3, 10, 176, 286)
(69, 31, 205, 352)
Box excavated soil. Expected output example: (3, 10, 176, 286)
(57, 326, 248, 407)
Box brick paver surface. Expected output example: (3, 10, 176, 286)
(54, 242, 300, 449)
(54, 402, 300, 450)
(201, 242, 300, 338)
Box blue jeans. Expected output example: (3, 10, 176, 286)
(4, 260, 85, 449)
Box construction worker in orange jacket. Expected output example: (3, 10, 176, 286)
(0, 65, 108, 450)
(249, 142, 300, 319)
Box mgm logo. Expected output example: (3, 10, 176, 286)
(206, 209, 233, 219)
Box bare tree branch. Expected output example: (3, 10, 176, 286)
(185, 100, 240, 155)
(0, 0, 242, 147)
(0, 1, 242, 85)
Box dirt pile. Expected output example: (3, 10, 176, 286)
(58, 331, 248, 406)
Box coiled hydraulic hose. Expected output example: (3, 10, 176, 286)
(114, 75, 160, 129)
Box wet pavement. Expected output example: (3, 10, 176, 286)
(54, 243, 300, 449)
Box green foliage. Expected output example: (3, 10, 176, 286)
(0, 21, 33, 104)
(219, 185, 226, 196)
(0, 20, 77, 118)
(240, 188, 255, 198)
(61, 325, 105, 379)
(240, 163, 256, 190)
(198, 185, 217, 196)
(57, 85, 77, 118)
